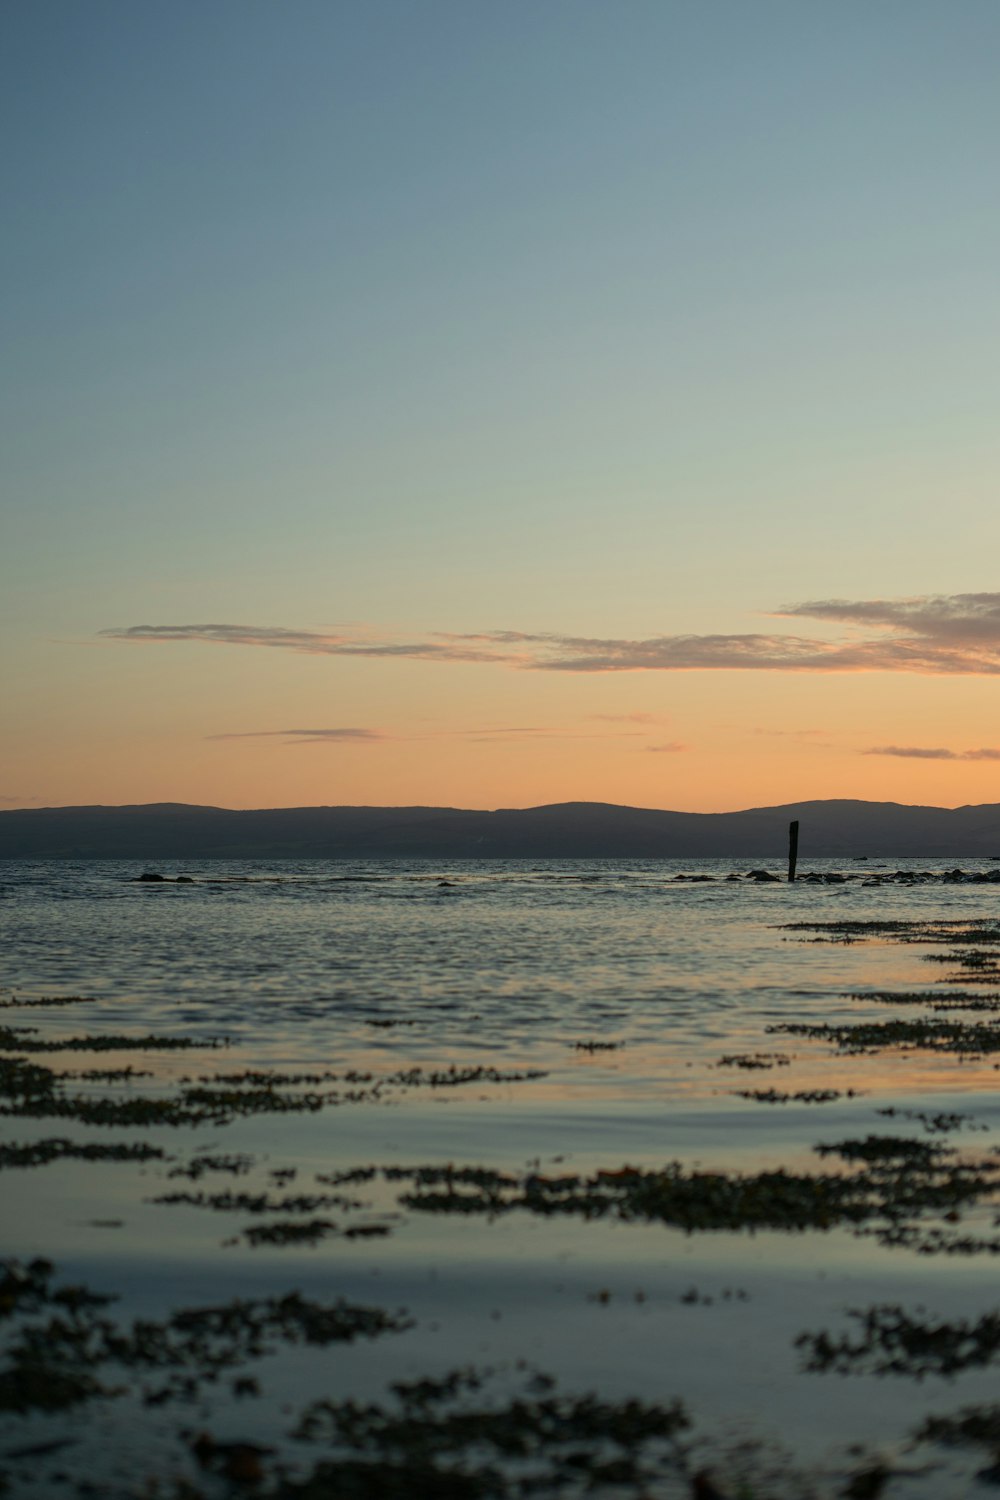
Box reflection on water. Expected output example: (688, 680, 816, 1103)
(4, 859, 1000, 1495)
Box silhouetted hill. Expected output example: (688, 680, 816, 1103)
(4, 799, 1000, 859)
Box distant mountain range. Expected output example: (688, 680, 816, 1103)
(4, 799, 1000, 860)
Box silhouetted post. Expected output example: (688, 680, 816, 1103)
(788, 820, 799, 882)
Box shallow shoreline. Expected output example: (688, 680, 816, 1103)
(5, 862, 1000, 1495)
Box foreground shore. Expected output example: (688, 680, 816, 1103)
(5, 862, 1000, 1496)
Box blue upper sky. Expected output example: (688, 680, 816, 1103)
(4, 2, 1000, 810)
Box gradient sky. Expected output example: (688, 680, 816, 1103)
(3, 0, 1000, 813)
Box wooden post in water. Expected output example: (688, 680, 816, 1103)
(788, 819, 799, 882)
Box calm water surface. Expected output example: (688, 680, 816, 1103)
(3, 858, 1000, 1495)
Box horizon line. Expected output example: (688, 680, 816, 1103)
(2, 796, 995, 818)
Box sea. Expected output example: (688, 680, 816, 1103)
(3, 856, 1000, 1497)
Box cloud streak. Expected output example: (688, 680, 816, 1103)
(207, 728, 385, 745)
(102, 593, 1000, 676)
(104, 623, 505, 664)
(864, 746, 1000, 761)
(207, 724, 647, 747)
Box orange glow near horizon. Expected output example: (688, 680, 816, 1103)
(4, 642, 1000, 812)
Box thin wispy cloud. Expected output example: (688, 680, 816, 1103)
(207, 728, 385, 745)
(207, 724, 646, 747)
(864, 746, 1000, 762)
(104, 623, 504, 664)
(646, 742, 689, 753)
(778, 594, 1000, 642)
(102, 593, 1000, 676)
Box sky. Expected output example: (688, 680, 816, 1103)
(3, 0, 1000, 814)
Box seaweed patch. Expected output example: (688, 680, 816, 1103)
(798, 1303, 1000, 1380)
(0, 995, 97, 1008)
(716, 1052, 791, 1070)
(0, 1025, 224, 1053)
(373, 1154, 1000, 1240)
(0, 1259, 411, 1413)
(769, 1017, 1000, 1055)
(734, 1089, 853, 1104)
(288, 1366, 691, 1500)
(150, 1189, 367, 1214)
(0, 1138, 165, 1170)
